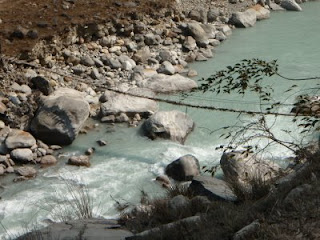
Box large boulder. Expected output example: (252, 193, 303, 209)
(30, 88, 90, 145)
(229, 9, 257, 28)
(99, 89, 158, 118)
(186, 22, 209, 47)
(5, 129, 36, 149)
(189, 176, 238, 202)
(142, 110, 194, 144)
(280, 0, 302, 11)
(139, 74, 197, 93)
(220, 151, 281, 190)
(165, 154, 200, 181)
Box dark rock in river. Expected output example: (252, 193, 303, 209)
(30, 88, 90, 145)
(165, 154, 200, 181)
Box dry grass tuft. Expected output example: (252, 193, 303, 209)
(39, 179, 94, 222)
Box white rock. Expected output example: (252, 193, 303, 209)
(280, 0, 302, 11)
(142, 110, 194, 144)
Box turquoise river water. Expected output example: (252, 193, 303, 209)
(0, 2, 320, 238)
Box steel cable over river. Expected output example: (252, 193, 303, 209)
(0, 54, 309, 118)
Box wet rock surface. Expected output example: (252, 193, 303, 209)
(142, 110, 194, 144)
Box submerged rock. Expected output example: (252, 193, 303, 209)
(142, 110, 194, 144)
(30, 88, 90, 145)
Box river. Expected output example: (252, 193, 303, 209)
(1, 2, 320, 238)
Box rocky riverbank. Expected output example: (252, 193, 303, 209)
(0, 0, 302, 173)
(0, 0, 316, 238)
(0, 0, 249, 177)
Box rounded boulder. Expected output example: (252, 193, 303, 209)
(142, 111, 194, 144)
(165, 154, 200, 181)
(30, 88, 90, 145)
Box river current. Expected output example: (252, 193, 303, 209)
(1, 2, 320, 238)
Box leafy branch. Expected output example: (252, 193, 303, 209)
(190, 58, 320, 159)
